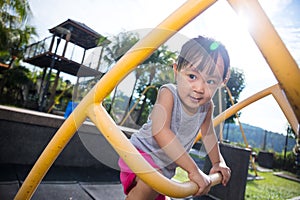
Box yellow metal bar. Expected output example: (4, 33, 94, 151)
(15, 0, 218, 199)
(218, 88, 224, 142)
(227, 0, 300, 124)
(271, 85, 298, 135)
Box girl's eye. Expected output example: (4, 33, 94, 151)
(188, 74, 197, 80)
(207, 79, 216, 85)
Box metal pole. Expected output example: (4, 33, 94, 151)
(283, 126, 291, 169)
(39, 36, 61, 111)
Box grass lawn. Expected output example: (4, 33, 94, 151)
(245, 170, 300, 200)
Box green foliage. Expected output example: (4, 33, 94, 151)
(0, 0, 37, 65)
(0, 65, 33, 106)
(226, 68, 245, 101)
(0, 64, 74, 111)
(273, 151, 297, 173)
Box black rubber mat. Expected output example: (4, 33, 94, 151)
(0, 181, 19, 200)
(0, 164, 215, 200)
(80, 183, 126, 200)
(31, 182, 92, 200)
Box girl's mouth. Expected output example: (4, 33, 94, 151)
(189, 95, 202, 103)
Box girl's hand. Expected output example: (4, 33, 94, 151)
(209, 162, 231, 186)
(188, 169, 212, 196)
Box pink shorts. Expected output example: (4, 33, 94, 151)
(118, 149, 166, 200)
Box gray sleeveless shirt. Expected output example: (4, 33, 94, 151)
(130, 83, 210, 178)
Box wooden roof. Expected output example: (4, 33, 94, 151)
(49, 19, 107, 49)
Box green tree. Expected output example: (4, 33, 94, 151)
(0, 0, 37, 67)
(0, 65, 33, 106)
(224, 67, 245, 122)
(0, 0, 38, 108)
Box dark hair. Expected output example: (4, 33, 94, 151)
(177, 36, 230, 80)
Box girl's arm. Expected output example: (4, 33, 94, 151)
(151, 87, 211, 196)
(200, 101, 231, 186)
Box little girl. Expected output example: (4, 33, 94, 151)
(119, 36, 231, 200)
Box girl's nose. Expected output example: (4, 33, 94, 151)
(193, 81, 205, 94)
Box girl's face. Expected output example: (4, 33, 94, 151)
(174, 54, 225, 115)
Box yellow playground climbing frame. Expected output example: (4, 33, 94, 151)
(15, 0, 300, 199)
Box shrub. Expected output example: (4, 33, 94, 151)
(273, 151, 296, 173)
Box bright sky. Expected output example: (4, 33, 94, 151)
(27, 0, 299, 134)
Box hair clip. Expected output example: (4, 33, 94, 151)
(210, 42, 219, 51)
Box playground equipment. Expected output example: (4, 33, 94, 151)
(15, 0, 299, 199)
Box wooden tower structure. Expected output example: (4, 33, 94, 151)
(23, 19, 110, 111)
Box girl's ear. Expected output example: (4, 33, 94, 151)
(172, 63, 178, 71)
(173, 63, 178, 79)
